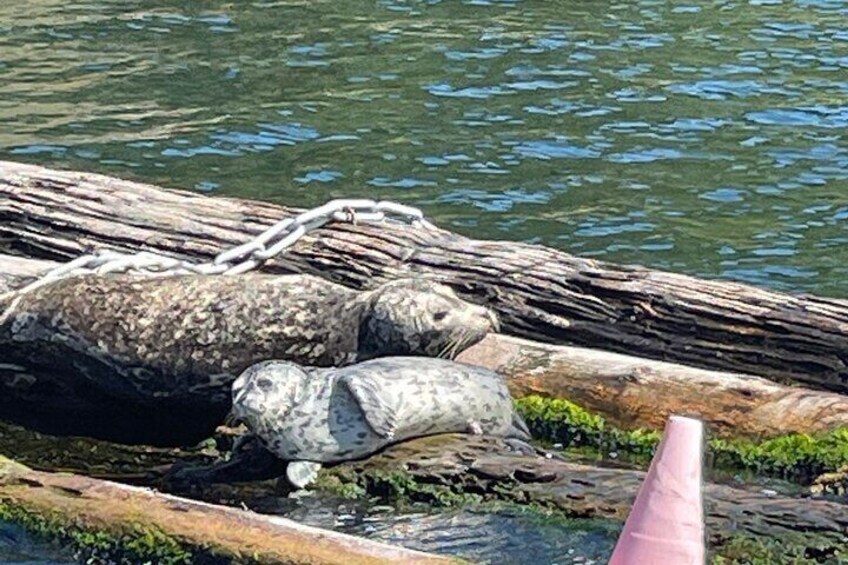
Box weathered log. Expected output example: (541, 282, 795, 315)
(343, 435, 848, 551)
(2, 162, 848, 394)
(3, 254, 847, 442)
(458, 334, 848, 438)
(0, 254, 56, 294)
(0, 454, 461, 565)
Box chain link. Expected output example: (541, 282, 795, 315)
(14, 198, 437, 295)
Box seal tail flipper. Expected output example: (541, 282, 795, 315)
(286, 461, 323, 489)
(509, 411, 532, 441)
(338, 373, 400, 439)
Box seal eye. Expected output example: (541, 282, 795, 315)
(256, 377, 274, 391)
(433, 311, 448, 322)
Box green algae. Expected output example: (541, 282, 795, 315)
(0, 501, 198, 565)
(319, 467, 484, 508)
(711, 534, 846, 565)
(515, 395, 848, 481)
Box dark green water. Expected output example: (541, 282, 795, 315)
(1, 0, 847, 294)
(0, 521, 73, 565)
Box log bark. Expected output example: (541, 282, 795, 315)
(0, 455, 461, 565)
(346, 435, 848, 549)
(3, 255, 847, 441)
(458, 334, 848, 437)
(0, 255, 56, 294)
(2, 161, 848, 394)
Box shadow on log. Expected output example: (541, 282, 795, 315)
(0, 454, 462, 565)
(2, 161, 848, 394)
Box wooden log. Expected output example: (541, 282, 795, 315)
(2, 161, 848, 394)
(0, 254, 56, 294)
(2, 254, 847, 442)
(458, 334, 848, 437)
(0, 454, 462, 565)
(344, 435, 848, 550)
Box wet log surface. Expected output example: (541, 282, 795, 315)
(0, 455, 461, 565)
(3, 422, 846, 555)
(2, 161, 848, 394)
(3, 255, 847, 442)
(344, 435, 848, 549)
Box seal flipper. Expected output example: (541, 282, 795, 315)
(338, 374, 399, 439)
(510, 411, 532, 441)
(286, 461, 322, 489)
(164, 433, 287, 489)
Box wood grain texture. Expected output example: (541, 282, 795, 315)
(458, 334, 848, 437)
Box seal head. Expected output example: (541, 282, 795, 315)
(358, 278, 497, 361)
(231, 360, 306, 441)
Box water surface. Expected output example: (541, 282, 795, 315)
(0, 521, 74, 565)
(2, 0, 847, 294)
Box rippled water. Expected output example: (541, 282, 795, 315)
(0, 500, 617, 565)
(1, 0, 847, 294)
(262, 494, 617, 564)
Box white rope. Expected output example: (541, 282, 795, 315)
(13, 198, 437, 295)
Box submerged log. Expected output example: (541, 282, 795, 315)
(0, 454, 461, 565)
(1, 161, 848, 394)
(343, 435, 848, 550)
(2, 254, 847, 442)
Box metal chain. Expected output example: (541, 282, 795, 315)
(14, 199, 437, 295)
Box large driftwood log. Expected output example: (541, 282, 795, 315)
(0, 455, 461, 565)
(2, 254, 847, 441)
(347, 435, 848, 549)
(2, 162, 848, 394)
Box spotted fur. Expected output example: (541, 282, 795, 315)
(231, 357, 531, 463)
(0, 274, 497, 406)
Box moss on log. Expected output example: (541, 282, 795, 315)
(3, 417, 846, 563)
(515, 395, 848, 481)
(330, 435, 848, 558)
(0, 455, 463, 565)
(2, 161, 848, 394)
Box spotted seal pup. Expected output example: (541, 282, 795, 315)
(0, 274, 497, 444)
(230, 356, 531, 488)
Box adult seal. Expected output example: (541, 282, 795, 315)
(0, 274, 497, 444)
(230, 356, 531, 488)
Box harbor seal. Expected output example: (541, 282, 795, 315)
(0, 274, 497, 445)
(230, 356, 531, 488)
